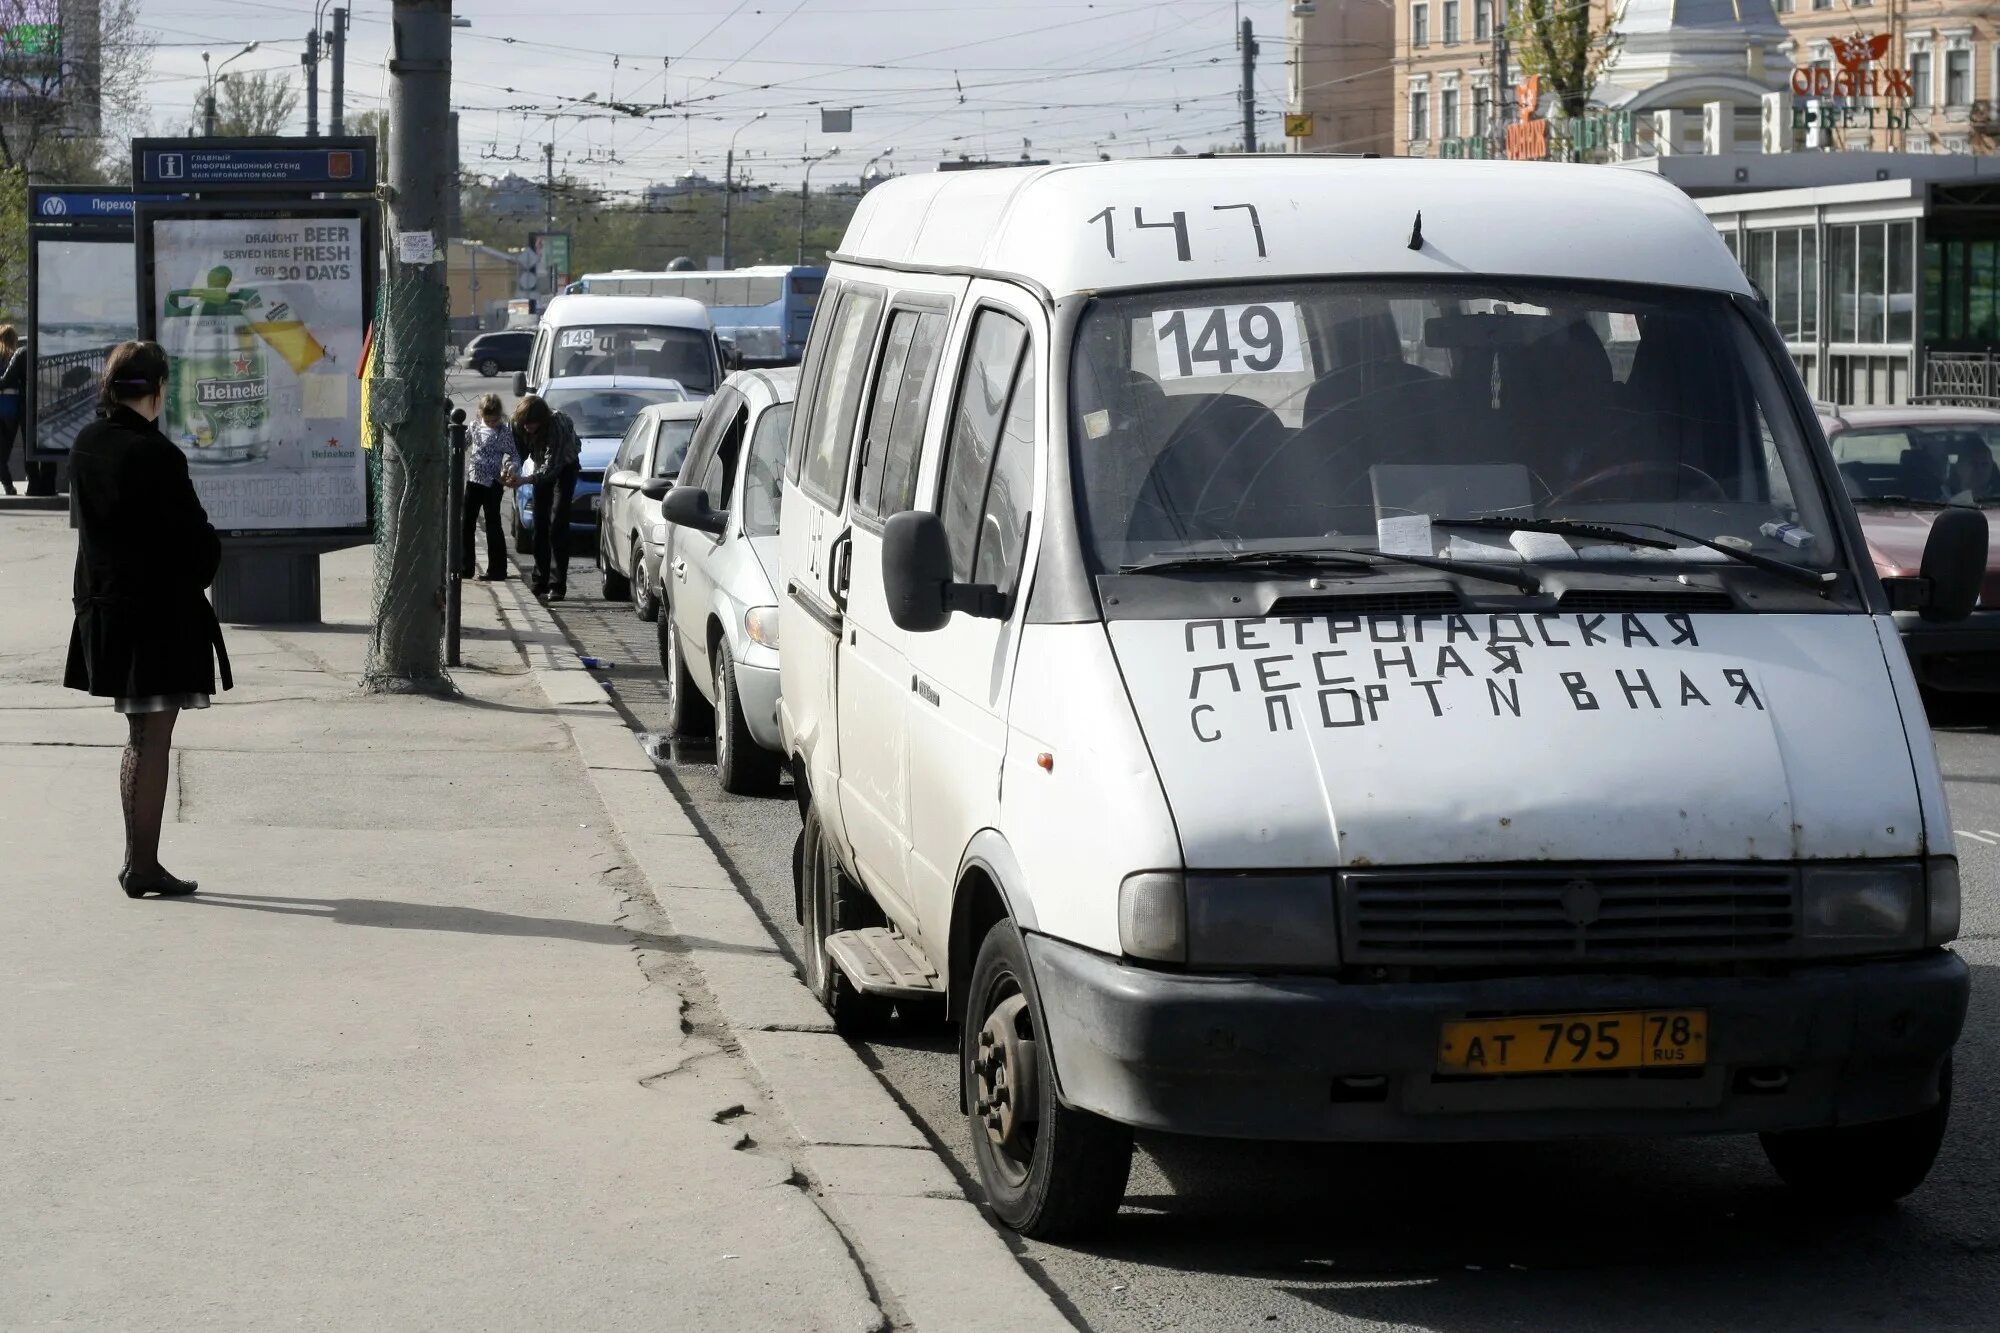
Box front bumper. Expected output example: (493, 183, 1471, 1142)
(733, 655, 783, 752)
(1896, 608, 2000, 692)
(1027, 933, 1967, 1142)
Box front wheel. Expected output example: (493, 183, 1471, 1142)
(1760, 1059, 1952, 1208)
(714, 639, 781, 795)
(963, 920, 1132, 1239)
(633, 543, 661, 622)
(600, 537, 630, 601)
(479, 358, 500, 377)
(659, 613, 714, 739)
(799, 803, 892, 1033)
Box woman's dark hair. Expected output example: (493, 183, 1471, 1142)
(100, 341, 170, 413)
(512, 394, 551, 430)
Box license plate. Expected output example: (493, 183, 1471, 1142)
(1437, 1009, 1707, 1075)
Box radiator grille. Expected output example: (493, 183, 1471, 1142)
(1556, 589, 1736, 614)
(1340, 865, 1799, 966)
(1269, 590, 1463, 616)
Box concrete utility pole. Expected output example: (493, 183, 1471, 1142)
(1240, 17, 1258, 154)
(330, 6, 349, 136)
(543, 140, 557, 294)
(722, 111, 767, 270)
(304, 29, 320, 136)
(799, 146, 839, 265)
(363, 0, 454, 694)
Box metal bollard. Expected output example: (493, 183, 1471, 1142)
(446, 405, 468, 667)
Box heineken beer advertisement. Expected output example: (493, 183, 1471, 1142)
(149, 216, 367, 532)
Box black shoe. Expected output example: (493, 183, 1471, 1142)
(480, 570, 506, 582)
(120, 867, 198, 898)
(548, 589, 566, 602)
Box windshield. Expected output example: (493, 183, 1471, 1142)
(1830, 422, 2000, 506)
(743, 402, 794, 536)
(544, 386, 687, 440)
(1067, 279, 1838, 576)
(550, 323, 717, 393)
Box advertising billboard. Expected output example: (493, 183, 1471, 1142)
(141, 208, 372, 535)
(30, 233, 138, 456)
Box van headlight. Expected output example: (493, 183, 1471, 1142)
(1927, 856, 1961, 947)
(1801, 862, 1924, 952)
(1118, 872, 1338, 969)
(744, 605, 780, 648)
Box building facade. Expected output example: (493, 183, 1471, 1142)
(1287, 0, 1396, 155)
(1775, 3, 2000, 154)
(1391, 0, 1510, 158)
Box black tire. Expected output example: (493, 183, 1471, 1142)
(633, 541, 660, 622)
(963, 919, 1132, 1238)
(715, 639, 782, 794)
(479, 358, 500, 377)
(601, 554, 629, 602)
(799, 803, 892, 1033)
(659, 611, 714, 739)
(1760, 1058, 1952, 1208)
(512, 509, 532, 555)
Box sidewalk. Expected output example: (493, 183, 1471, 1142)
(0, 512, 884, 1331)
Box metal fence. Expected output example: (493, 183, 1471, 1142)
(1921, 352, 2000, 407)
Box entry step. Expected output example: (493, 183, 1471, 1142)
(826, 927, 942, 999)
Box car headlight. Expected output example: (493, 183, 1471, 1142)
(1801, 862, 1923, 953)
(744, 605, 780, 648)
(1118, 872, 1338, 969)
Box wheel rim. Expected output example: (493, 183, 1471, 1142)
(665, 623, 681, 722)
(633, 553, 650, 610)
(481, 359, 497, 375)
(972, 979, 1041, 1187)
(715, 658, 732, 772)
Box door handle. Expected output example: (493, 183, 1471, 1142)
(828, 530, 853, 611)
(672, 559, 686, 579)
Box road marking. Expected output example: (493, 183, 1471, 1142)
(1959, 829, 1998, 844)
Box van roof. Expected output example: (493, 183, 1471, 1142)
(539, 292, 715, 328)
(835, 158, 1750, 300)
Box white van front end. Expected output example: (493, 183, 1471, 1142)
(791, 158, 1984, 1236)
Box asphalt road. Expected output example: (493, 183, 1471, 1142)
(442, 349, 2000, 1325)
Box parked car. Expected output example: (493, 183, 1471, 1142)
(777, 158, 1984, 1238)
(1822, 403, 2000, 692)
(655, 367, 797, 793)
(462, 329, 533, 377)
(512, 376, 688, 553)
(598, 398, 705, 620)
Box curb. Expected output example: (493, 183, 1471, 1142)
(490, 579, 1074, 1333)
(0, 495, 68, 512)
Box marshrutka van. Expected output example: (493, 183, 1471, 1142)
(514, 293, 725, 401)
(775, 158, 1983, 1238)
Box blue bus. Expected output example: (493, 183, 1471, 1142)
(569, 265, 825, 366)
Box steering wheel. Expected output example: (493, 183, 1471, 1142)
(1547, 460, 1727, 507)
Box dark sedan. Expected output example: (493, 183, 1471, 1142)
(462, 330, 534, 377)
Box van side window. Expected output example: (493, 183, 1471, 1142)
(786, 279, 844, 484)
(974, 357, 1037, 594)
(799, 287, 885, 507)
(855, 308, 948, 523)
(937, 309, 1029, 583)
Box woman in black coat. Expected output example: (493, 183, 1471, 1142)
(64, 341, 232, 897)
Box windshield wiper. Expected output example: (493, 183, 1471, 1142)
(1119, 546, 1540, 593)
(1434, 513, 1832, 589)
(1851, 493, 1953, 509)
(1118, 549, 1375, 575)
(1433, 515, 1679, 549)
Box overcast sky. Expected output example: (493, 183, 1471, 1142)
(139, 1, 1291, 200)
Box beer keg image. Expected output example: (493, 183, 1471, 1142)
(160, 265, 271, 464)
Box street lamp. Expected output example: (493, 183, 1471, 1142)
(798, 146, 840, 265)
(202, 42, 260, 136)
(862, 147, 896, 189)
(721, 111, 768, 270)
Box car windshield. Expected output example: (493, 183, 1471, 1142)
(1829, 421, 2000, 506)
(544, 386, 687, 439)
(550, 323, 716, 393)
(651, 419, 698, 479)
(1067, 278, 1839, 576)
(743, 402, 794, 536)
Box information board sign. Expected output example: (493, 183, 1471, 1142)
(137, 203, 375, 537)
(131, 136, 378, 195)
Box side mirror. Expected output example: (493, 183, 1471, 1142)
(1919, 506, 1989, 622)
(882, 510, 1009, 632)
(640, 478, 673, 501)
(663, 485, 728, 536)
(605, 468, 640, 491)
(512, 370, 529, 397)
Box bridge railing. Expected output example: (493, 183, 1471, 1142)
(37, 344, 116, 418)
